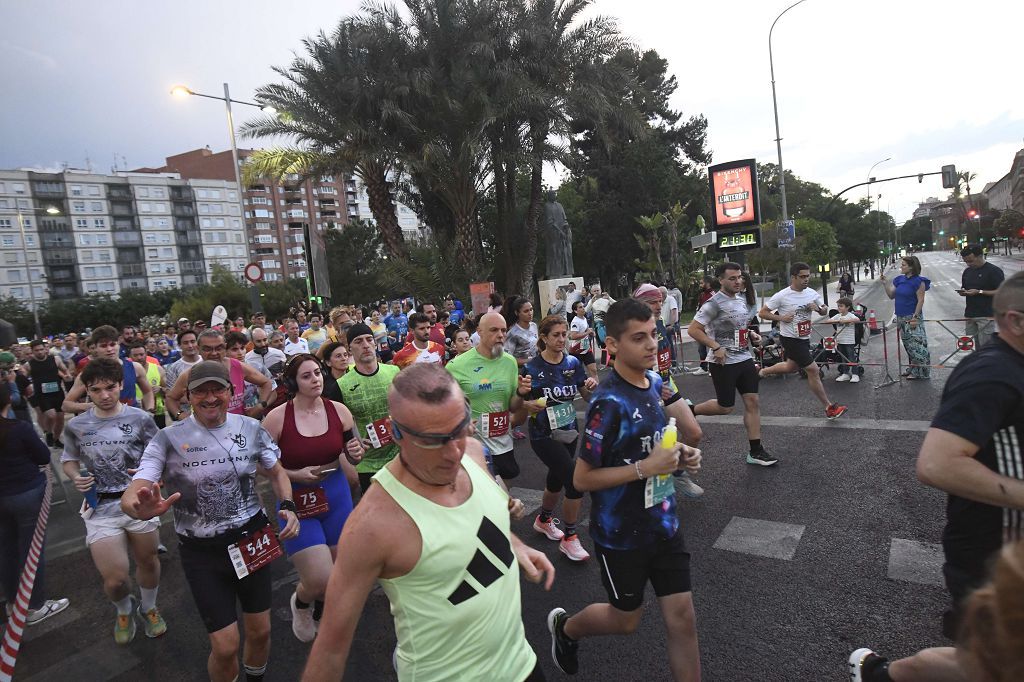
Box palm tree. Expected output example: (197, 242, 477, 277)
(240, 18, 413, 260)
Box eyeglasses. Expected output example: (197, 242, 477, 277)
(190, 384, 230, 398)
(391, 405, 473, 449)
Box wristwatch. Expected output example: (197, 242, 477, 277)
(279, 499, 297, 513)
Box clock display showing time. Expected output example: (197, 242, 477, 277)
(717, 227, 762, 252)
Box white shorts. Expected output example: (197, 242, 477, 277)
(83, 502, 160, 545)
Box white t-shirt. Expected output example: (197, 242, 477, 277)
(569, 316, 592, 353)
(826, 312, 859, 345)
(283, 337, 310, 356)
(765, 287, 824, 339)
(661, 296, 680, 326)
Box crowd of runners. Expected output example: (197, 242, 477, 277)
(1, 262, 1022, 682)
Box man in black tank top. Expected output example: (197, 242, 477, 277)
(27, 338, 70, 447)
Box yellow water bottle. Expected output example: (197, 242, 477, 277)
(661, 417, 677, 449)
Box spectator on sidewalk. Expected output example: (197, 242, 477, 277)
(960, 244, 1004, 349)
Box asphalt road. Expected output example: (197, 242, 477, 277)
(5, 250, 1022, 681)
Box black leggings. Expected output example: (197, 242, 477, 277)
(529, 437, 582, 500)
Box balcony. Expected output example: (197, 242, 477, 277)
(116, 247, 142, 263)
(107, 186, 132, 199)
(47, 267, 77, 282)
(172, 205, 196, 217)
(175, 218, 196, 231)
(51, 284, 79, 299)
(181, 260, 205, 274)
(118, 263, 145, 277)
(120, 277, 148, 290)
(112, 218, 137, 231)
(113, 232, 141, 246)
(282, 185, 303, 194)
(318, 198, 337, 206)
(43, 252, 76, 266)
(248, 184, 268, 193)
(32, 182, 65, 197)
(38, 220, 70, 233)
(176, 232, 202, 245)
(110, 203, 134, 216)
(169, 187, 193, 201)
(182, 274, 206, 286)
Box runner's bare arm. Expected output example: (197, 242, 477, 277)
(165, 370, 189, 419)
(573, 445, 682, 493)
(61, 375, 92, 414)
(301, 502, 389, 681)
(917, 428, 1024, 510)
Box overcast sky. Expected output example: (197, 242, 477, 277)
(2, 0, 1022, 223)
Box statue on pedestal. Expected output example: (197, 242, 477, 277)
(543, 190, 574, 279)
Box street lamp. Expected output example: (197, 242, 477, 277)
(15, 205, 60, 339)
(769, 0, 810, 279)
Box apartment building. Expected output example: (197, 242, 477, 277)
(0, 168, 244, 301)
(158, 147, 425, 283)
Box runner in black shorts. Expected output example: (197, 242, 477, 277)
(123, 361, 299, 682)
(688, 262, 778, 466)
(548, 299, 703, 680)
(26, 339, 70, 447)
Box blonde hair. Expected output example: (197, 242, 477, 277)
(957, 541, 1024, 681)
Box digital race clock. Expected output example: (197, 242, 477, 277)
(717, 227, 762, 252)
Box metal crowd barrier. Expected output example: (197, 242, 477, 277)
(894, 317, 996, 376)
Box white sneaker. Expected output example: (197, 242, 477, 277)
(290, 592, 317, 643)
(559, 535, 591, 562)
(533, 515, 564, 541)
(850, 374, 861, 383)
(836, 374, 851, 382)
(691, 368, 709, 376)
(26, 598, 70, 625)
(674, 472, 704, 498)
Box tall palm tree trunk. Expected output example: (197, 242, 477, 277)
(360, 162, 407, 260)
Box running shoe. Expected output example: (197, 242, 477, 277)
(559, 535, 590, 562)
(836, 373, 850, 382)
(138, 604, 168, 638)
(746, 449, 779, 466)
(848, 648, 889, 682)
(690, 368, 709, 376)
(850, 375, 860, 384)
(25, 598, 69, 625)
(54, 439, 64, 449)
(45, 433, 54, 447)
(826, 403, 849, 420)
(290, 592, 317, 643)
(673, 471, 704, 498)
(547, 607, 579, 675)
(533, 515, 564, 541)
(512, 427, 526, 440)
(114, 596, 137, 645)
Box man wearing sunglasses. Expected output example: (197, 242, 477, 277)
(304, 364, 553, 682)
(849, 274, 1024, 679)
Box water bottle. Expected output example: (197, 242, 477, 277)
(79, 467, 99, 509)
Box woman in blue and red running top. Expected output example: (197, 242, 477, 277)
(523, 315, 598, 562)
(261, 354, 362, 643)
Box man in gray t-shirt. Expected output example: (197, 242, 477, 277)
(688, 262, 776, 467)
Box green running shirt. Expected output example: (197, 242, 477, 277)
(338, 363, 401, 474)
(446, 348, 519, 455)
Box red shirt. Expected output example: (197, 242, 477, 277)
(392, 341, 447, 369)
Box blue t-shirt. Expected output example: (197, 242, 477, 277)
(384, 313, 409, 342)
(892, 275, 930, 317)
(157, 350, 181, 367)
(523, 352, 587, 440)
(581, 369, 678, 550)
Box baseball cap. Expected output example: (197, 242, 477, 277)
(177, 317, 189, 323)
(187, 361, 231, 392)
(0, 351, 16, 367)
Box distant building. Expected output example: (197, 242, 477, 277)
(151, 147, 425, 284)
(982, 174, 1012, 211)
(0, 168, 244, 301)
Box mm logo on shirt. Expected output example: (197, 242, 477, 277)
(477, 378, 493, 391)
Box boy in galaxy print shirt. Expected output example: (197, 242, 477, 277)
(547, 298, 703, 680)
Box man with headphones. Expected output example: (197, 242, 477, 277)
(337, 323, 402, 493)
(303, 364, 553, 682)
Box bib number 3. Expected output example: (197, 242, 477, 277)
(366, 418, 394, 448)
(227, 524, 283, 579)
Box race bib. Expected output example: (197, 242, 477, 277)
(733, 329, 748, 349)
(644, 474, 674, 509)
(294, 486, 329, 520)
(366, 418, 394, 448)
(796, 320, 811, 337)
(41, 381, 60, 394)
(480, 411, 510, 438)
(545, 402, 576, 430)
(227, 524, 283, 579)
(657, 349, 672, 374)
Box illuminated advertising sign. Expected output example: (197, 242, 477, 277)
(716, 227, 762, 252)
(708, 159, 761, 230)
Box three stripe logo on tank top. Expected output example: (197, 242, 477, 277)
(447, 516, 515, 606)
(994, 425, 1023, 542)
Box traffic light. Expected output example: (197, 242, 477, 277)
(967, 209, 977, 219)
(941, 164, 957, 189)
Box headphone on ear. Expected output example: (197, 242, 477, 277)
(282, 354, 304, 394)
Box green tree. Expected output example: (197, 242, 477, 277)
(793, 217, 838, 267)
(323, 220, 386, 305)
(994, 208, 1024, 237)
(0, 295, 33, 339)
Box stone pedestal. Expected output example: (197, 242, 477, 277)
(538, 276, 585, 316)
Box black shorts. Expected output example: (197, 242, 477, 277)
(491, 449, 520, 480)
(573, 350, 595, 367)
(780, 336, 814, 368)
(177, 513, 274, 633)
(529, 437, 582, 500)
(594, 531, 691, 612)
(35, 392, 65, 412)
(709, 359, 759, 408)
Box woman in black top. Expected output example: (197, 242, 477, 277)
(0, 384, 69, 624)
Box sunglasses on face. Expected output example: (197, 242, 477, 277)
(391, 405, 473, 449)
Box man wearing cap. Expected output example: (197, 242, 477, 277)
(337, 323, 401, 492)
(123, 360, 300, 682)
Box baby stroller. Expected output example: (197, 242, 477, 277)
(754, 326, 787, 370)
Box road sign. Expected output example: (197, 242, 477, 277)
(690, 231, 717, 249)
(244, 262, 264, 283)
(777, 220, 795, 249)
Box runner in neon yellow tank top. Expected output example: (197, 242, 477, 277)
(303, 364, 554, 682)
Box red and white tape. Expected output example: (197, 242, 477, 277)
(0, 468, 54, 682)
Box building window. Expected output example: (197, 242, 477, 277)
(86, 282, 98, 293)
(79, 234, 93, 246)
(137, 187, 149, 197)
(4, 253, 17, 264)
(157, 218, 169, 227)
(146, 248, 158, 259)
(139, 202, 151, 213)
(12, 183, 25, 194)
(144, 234, 157, 244)
(93, 218, 105, 229)
(160, 247, 173, 257)
(84, 266, 96, 278)
(142, 218, 154, 228)
(96, 234, 108, 245)
(70, 185, 83, 196)
(151, 188, 165, 198)
(72, 201, 86, 211)
(76, 219, 88, 229)
(88, 185, 100, 196)
(154, 203, 167, 213)
(197, 189, 208, 199)
(90, 201, 102, 211)
(0, 219, 10, 229)
(99, 251, 111, 262)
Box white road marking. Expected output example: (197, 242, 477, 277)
(887, 538, 944, 586)
(712, 516, 806, 560)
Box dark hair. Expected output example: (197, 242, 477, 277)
(961, 244, 984, 258)
(178, 330, 198, 344)
(740, 271, 756, 308)
(80, 357, 125, 387)
(837, 297, 854, 309)
(90, 325, 119, 345)
(572, 300, 586, 313)
(605, 298, 653, 340)
(224, 331, 248, 348)
(503, 296, 531, 328)
(488, 292, 504, 308)
(715, 262, 742, 278)
(283, 353, 324, 395)
(318, 340, 345, 363)
(536, 315, 569, 351)
(902, 255, 922, 277)
(128, 340, 146, 350)
(409, 312, 430, 328)
(29, 338, 45, 349)
(790, 262, 811, 277)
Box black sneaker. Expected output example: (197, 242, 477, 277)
(547, 607, 579, 674)
(746, 448, 779, 466)
(46, 433, 54, 447)
(54, 439, 65, 450)
(848, 648, 889, 682)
